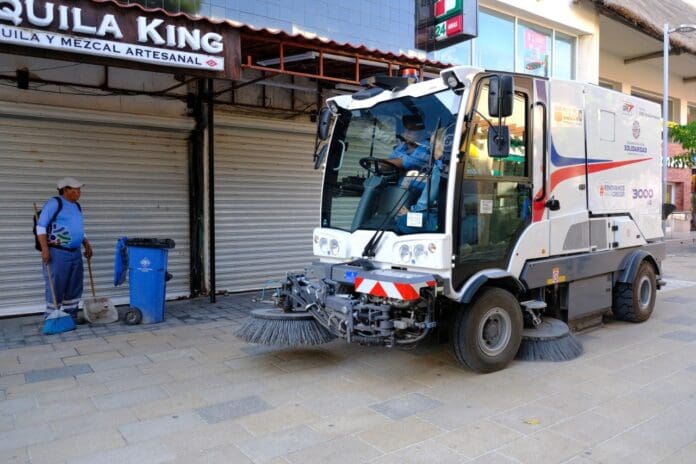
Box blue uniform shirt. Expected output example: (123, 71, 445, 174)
(38, 197, 84, 249)
(388, 141, 431, 171)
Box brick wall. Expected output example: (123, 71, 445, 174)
(668, 142, 693, 211)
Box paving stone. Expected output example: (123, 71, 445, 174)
(660, 331, 696, 342)
(92, 385, 169, 410)
(238, 424, 329, 462)
(237, 403, 320, 436)
(68, 441, 176, 464)
(435, 419, 523, 458)
(661, 295, 695, 304)
(498, 429, 586, 463)
(0, 424, 56, 452)
(370, 392, 443, 420)
(663, 315, 696, 326)
(24, 363, 93, 384)
(195, 394, 271, 424)
(105, 371, 173, 393)
(286, 435, 382, 464)
(28, 428, 125, 464)
(0, 396, 36, 414)
(119, 411, 204, 443)
(357, 416, 444, 453)
(49, 409, 139, 437)
(0, 447, 30, 464)
(14, 398, 97, 428)
(63, 351, 124, 366)
(369, 439, 465, 464)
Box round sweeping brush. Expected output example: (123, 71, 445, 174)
(236, 308, 336, 347)
(516, 317, 583, 362)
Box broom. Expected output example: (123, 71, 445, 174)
(516, 317, 583, 362)
(83, 256, 118, 324)
(236, 308, 336, 347)
(34, 203, 76, 335)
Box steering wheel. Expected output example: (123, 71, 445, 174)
(359, 157, 400, 180)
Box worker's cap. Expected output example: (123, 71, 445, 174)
(402, 114, 425, 131)
(57, 177, 84, 189)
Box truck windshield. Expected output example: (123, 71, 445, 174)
(321, 90, 461, 235)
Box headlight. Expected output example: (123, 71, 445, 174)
(319, 237, 329, 254)
(399, 244, 412, 263)
(330, 239, 340, 255)
(414, 244, 427, 260)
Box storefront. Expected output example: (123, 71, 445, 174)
(0, 0, 445, 314)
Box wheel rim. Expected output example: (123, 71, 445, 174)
(637, 275, 653, 310)
(477, 306, 512, 357)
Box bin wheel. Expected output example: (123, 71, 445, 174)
(124, 308, 142, 325)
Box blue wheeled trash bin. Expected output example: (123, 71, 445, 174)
(114, 237, 175, 324)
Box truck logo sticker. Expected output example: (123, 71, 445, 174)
(624, 143, 647, 154)
(599, 184, 625, 198)
(632, 121, 641, 139)
(632, 188, 654, 199)
(553, 105, 582, 126)
(534, 142, 652, 222)
(622, 102, 635, 115)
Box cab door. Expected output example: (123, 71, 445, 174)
(452, 75, 534, 290)
(546, 81, 589, 256)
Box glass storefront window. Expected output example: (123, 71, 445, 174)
(435, 9, 576, 80)
(516, 21, 551, 77)
(433, 40, 471, 66)
(476, 10, 514, 72)
(688, 105, 696, 123)
(554, 32, 575, 80)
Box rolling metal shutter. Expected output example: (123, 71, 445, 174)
(0, 102, 192, 316)
(214, 114, 321, 292)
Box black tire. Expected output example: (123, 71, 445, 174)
(612, 261, 656, 322)
(450, 287, 523, 373)
(124, 308, 143, 325)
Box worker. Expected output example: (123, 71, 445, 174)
(36, 177, 92, 324)
(387, 115, 431, 172)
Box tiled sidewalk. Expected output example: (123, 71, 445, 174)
(0, 293, 268, 350)
(1, 251, 695, 464)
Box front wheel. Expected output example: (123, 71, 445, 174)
(450, 287, 523, 373)
(612, 261, 656, 322)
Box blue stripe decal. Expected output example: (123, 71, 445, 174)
(550, 141, 610, 167)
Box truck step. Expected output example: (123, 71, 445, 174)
(520, 300, 547, 310)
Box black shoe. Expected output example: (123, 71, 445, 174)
(74, 311, 88, 325)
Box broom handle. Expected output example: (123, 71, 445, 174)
(34, 202, 59, 309)
(87, 256, 96, 298)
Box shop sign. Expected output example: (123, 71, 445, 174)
(0, 0, 239, 78)
(416, 0, 478, 51)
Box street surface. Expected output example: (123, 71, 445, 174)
(0, 238, 695, 463)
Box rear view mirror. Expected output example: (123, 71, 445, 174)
(488, 75, 514, 118)
(488, 125, 510, 158)
(314, 144, 328, 170)
(317, 107, 332, 141)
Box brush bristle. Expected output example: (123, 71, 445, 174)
(516, 332, 583, 361)
(236, 317, 336, 346)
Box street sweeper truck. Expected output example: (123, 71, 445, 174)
(238, 66, 666, 373)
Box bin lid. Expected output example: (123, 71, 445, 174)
(114, 236, 128, 286)
(124, 238, 175, 249)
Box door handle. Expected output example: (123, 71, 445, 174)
(545, 198, 560, 211)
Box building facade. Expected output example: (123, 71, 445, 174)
(2, 1, 693, 315)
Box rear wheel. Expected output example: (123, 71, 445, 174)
(450, 287, 523, 373)
(612, 261, 656, 322)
